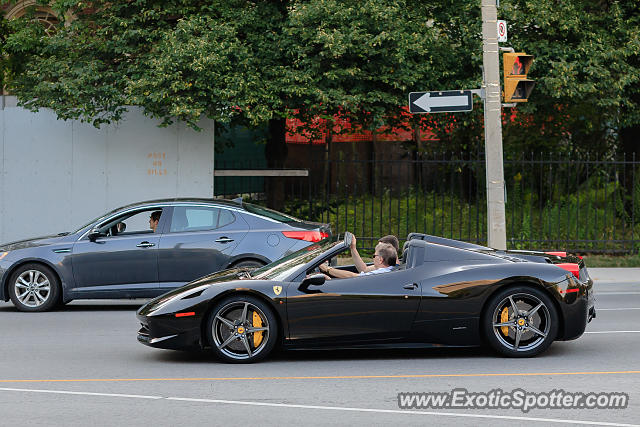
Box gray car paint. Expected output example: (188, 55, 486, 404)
(0, 199, 327, 303)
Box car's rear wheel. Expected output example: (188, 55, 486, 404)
(207, 295, 277, 363)
(8, 263, 60, 312)
(482, 286, 558, 357)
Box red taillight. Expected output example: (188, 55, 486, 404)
(557, 263, 580, 279)
(175, 312, 195, 318)
(560, 288, 579, 294)
(546, 251, 567, 258)
(282, 231, 329, 242)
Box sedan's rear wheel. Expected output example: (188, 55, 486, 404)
(207, 295, 277, 363)
(482, 286, 558, 357)
(8, 263, 60, 312)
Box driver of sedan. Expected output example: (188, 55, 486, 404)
(319, 242, 397, 279)
(149, 211, 162, 232)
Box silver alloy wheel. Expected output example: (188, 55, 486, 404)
(14, 270, 51, 308)
(491, 292, 551, 352)
(212, 301, 270, 360)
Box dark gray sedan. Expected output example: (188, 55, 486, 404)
(0, 199, 330, 312)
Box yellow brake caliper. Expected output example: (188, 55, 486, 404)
(253, 310, 264, 347)
(500, 307, 510, 336)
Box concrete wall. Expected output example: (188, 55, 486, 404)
(0, 97, 214, 244)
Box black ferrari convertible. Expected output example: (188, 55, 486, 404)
(137, 232, 595, 363)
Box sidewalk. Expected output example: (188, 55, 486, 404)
(588, 268, 640, 284)
(588, 268, 640, 288)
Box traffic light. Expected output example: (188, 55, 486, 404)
(503, 52, 534, 102)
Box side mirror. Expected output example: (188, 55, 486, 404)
(298, 273, 326, 292)
(88, 228, 103, 242)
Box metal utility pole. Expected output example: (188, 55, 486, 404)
(481, 0, 507, 249)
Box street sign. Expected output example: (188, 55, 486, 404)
(497, 20, 507, 42)
(408, 90, 473, 113)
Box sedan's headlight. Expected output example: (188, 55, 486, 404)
(0, 252, 8, 261)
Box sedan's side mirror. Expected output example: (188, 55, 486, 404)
(88, 228, 103, 242)
(298, 273, 326, 293)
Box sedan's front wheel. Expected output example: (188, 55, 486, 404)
(207, 295, 277, 363)
(482, 286, 558, 357)
(8, 263, 61, 312)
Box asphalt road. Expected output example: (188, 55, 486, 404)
(0, 275, 638, 426)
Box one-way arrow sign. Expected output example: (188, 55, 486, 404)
(409, 90, 473, 113)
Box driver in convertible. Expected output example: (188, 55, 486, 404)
(350, 234, 399, 273)
(319, 242, 397, 279)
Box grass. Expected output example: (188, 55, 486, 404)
(582, 254, 640, 268)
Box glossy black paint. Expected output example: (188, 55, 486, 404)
(136, 234, 595, 354)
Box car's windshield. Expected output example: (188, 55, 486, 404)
(71, 206, 124, 233)
(251, 238, 341, 281)
(242, 202, 301, 223)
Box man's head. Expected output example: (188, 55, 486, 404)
(373, 242, 397, 268)
(378, 235, 399, 253)
(149, 211, 162, 232)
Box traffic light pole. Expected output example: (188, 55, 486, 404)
(481, 0, 507, 250)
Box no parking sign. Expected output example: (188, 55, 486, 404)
(497, 20, 507, 42)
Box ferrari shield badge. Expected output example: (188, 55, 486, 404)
(273, 285, 282, 296)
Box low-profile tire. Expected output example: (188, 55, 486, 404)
(482, 285, 558, 358)
(232, 260, 265, 269)
(8, 263, 61, 312)
(207, 295, 277, 363)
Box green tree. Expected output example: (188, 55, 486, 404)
(423, 0, 640, 157)
(3, 0, 639, 174)
(2, 0, 464, 205)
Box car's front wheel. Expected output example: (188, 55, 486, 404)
(482, 286, 558, 357)
(207, 295, 277, 363)
(8, 263, 61, 312)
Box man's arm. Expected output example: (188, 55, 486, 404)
(350, 235, 368, 273)
(319, 262, 358, 278)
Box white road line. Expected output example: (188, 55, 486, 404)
(597, 308, 640, 311)
(0, 387, 162, 399)
(585, 330, 640, 334)
(0, 387, 636, 427)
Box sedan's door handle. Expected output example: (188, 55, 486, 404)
(215, 237, 234, 243)
(136, 241, 156, 248)
(403, 283, 418, 290)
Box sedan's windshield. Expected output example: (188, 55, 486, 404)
(72, 211, 114, 234)
(251, 238, 340, 281)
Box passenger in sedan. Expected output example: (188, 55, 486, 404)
(149, 211, 162, 232)
(319, 243, 397, 279)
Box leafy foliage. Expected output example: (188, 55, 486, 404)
(1, 0, 639, 153)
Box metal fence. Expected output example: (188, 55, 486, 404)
(215, 152, 640, 254)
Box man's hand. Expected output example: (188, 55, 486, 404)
(350, 234, 357, 251)
(350, 235, 368, 273)
(318, 261, 330, 274)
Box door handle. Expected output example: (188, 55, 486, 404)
(215, 237, 234, 243)
(403, 283, 418, 290)
(136, 241, 156, 248)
